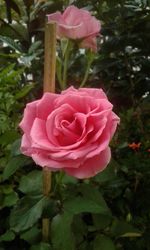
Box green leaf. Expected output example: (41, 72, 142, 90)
(28, 41, 42, 54)
(11, 139, 21, 156)
(0, 35, 22, 52)
(93, 235, 116, 250)
(0, 230, 15, 242)
(62, 173, 77, 184)
(30, 242, 52, 250)
(110, 219, 141, 237)
(19, 170, 42, 195)
(72, 215, 87, 245)
(93, 214, 112, 230)
(51, 213, 75, 250)
(20, 226, 41, 243)
(3, 155, 32, 180)
(3, 191, 18, 207)
(15, 84, 34, 99)
(0, 130, 19, 146)
(61, 38, 69, 57)
(19, 54, 38, 67)
(56, 57, 62, 86)
(10, 196, 47, 232)
(69, 184, 111, 217)
(64, 196, 109, 215)
(79, 184, 110, 213)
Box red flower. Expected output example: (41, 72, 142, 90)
(128, 142, 141, 150)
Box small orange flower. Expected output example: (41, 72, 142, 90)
(128, 142, 141, 150)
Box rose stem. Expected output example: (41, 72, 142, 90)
(42, 22, 56, 242)
(62, 40, 71, 89)
(80, 53, 94, 88)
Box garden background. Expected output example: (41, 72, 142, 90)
(0, 0, 150, 249)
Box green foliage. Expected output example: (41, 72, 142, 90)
(3, 155, 32, 180)
(19, 170, 43, 195)
(10, 196, 48, 232)
(93, 235, 116, 250)
(0, 230, 15, 242)
(30, 242, 52, 250)
(0, 0, 149, 249)
(51, 213, 75, 250)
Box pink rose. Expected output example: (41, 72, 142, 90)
(19, 87, 120, 179)
(47, 5, 101, 52)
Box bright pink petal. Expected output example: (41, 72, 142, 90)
(31, 153, 81, 169)
(79, 87, 108, 100)
(62, 6, 100, 39)
(37, 92, 58, 120)
(63, 6, 90, 26)
(19, 100, 38, 134)
(30, 118, 52, 150)
(20, 134, 32, 156)
(46, 103, 79, 146)
(47, 11, 64, 24)
(61, 86, 108, 100)
(59, 23, 84, 39)
(64, 147, 111, 179)
(105, 112, 120, 139)
(79, 15, 101, 37)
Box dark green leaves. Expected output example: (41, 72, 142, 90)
(20, 226, 41, 244)
(110, 219, 142, 238)
(93, 235, 116, 250)
(30, 242, 52, 250)
(0, 230, 15, 242)
(0, 35, 22, 52)
(64, 196, 109, 215)
(51, 184, 111, 250)
(10, 196, 48, 232)
(19, 170, 42, 195)
(51, 213, 75, 250)
(3, 155, 32, 180)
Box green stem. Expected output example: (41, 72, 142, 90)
(80, 54, 94, 87)
(53, 171, 65, 194)
(56, 56, 63, 89)
(62, 40, 71, 89)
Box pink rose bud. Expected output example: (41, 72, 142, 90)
(47, 5, 101, 52)
(19, 87, 120, 179)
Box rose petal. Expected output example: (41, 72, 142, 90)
(20, 134, 32, 156)
(63, 6, 91, 26)
(46, 103, 78, 146)
(19, 100, 38, 134)
(31, 152, 81, 169)
(80, 36, 97, 52)
(37, 92, 58, 120)
(62, 6, 100, 39)
(109, 112, 120, 138)
(47, 11, 65, 24)
(62, 86, 108, 100)
(30, 118, 52, 150)
(64, 147, 111, 178)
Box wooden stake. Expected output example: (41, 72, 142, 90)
(42, 22, 57, 242)
(43, 22, 56, 93)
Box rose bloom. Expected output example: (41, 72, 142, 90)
(19, 87, 120, 179)
(47, 5, 101, 52)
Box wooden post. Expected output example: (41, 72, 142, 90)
(42, 22, 57, 242)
